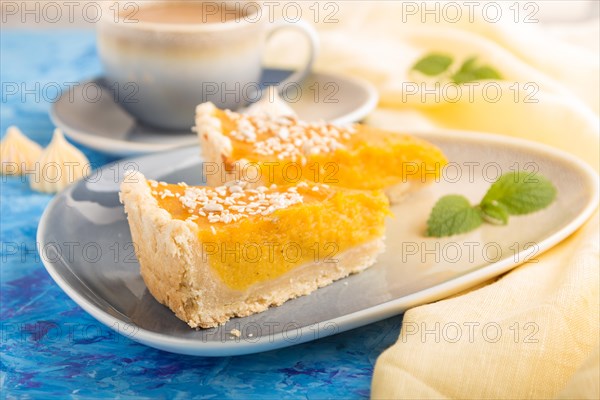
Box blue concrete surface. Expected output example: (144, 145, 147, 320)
(0, 31, 403, 399)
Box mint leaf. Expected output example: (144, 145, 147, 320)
(451, 57, 502, 84)
(426, 171, 557, 238)
(481, 171, 556, 215)
(480, 202, 509, 225)
(412, 54, 453, 76)
(427, 195, 483, 237)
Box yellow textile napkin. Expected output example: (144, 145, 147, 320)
(267, 2, 599, 398)
(372, 211, 599, 399)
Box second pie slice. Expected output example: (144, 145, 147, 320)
(195, 102, 447, 202)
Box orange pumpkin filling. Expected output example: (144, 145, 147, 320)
(210, 109, 447, 189)
(149, 180, 390, 291)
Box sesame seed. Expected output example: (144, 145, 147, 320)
(225, 111, 356, 160)
(173, 183, 305, 224)
(203, 203, 224, 213)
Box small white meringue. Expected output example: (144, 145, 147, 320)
(244, 86, 297, 118)
(0, 126, 43, 176)
(30, 129, 90, 193)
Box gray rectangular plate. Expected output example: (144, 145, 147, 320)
(38, 130, 598, 356)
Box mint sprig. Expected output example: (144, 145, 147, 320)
(426, 171, 557, 237)
(412, 54, 502, 84)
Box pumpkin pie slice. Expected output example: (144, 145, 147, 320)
(120, 170, 390, 328)
(195, 102, 447, 203)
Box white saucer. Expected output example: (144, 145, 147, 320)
(50, 69, 378, 156)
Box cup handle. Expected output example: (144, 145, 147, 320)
(265, 19, 320, 90)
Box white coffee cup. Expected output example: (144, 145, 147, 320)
(97, 1, 319, 130)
